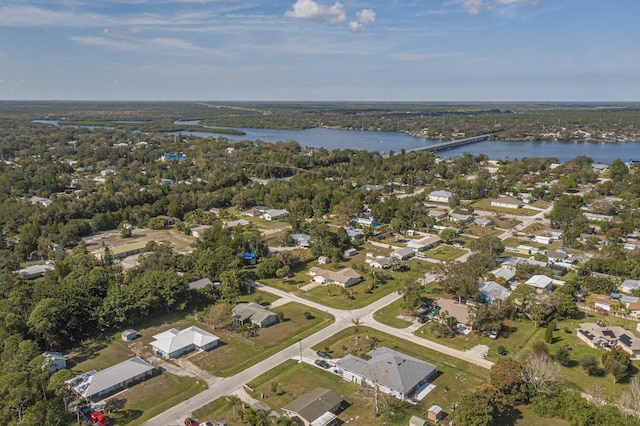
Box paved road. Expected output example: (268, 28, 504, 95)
(144, 283, 493, 425)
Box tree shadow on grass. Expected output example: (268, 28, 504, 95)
(109, 409, 143, 425)
(496, 405, 524, 425)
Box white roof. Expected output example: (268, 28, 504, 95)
(525, 275, 553, 289)
(151, 326, 218, 354)
(429, 190, 452, 198)
(69, 357, 153, 399)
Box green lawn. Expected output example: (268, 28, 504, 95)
(192, 397, 234, 426)
(374, 298, 414, 328)
(68, 339, 135, 373)
(189, 302, 334, 376)
(106, 372, 205, 426)
(414, 318, 543, 361)
(300, 279, 397, 310)
(426, 244, 465, 261)
(309, 326, 490, 423)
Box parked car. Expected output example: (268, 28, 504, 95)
(217, 421, 230, 426)
(316, 350, 333, 359)
(489, 330, 499, 339)
(201, 422, 215, 426)
(399, 265, 411, 271)
(417, 316, 429, 324)
(315, 359, 330, 369)
(184, 418, 199, 426)
(90, 411, 109, 426)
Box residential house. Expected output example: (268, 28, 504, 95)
(365, 253, 390, 269)
(391, 247, 414, 261)
(491, 197, 523, 209)
(43, 351, 67, 373)
(223, 219, 251, 228)
(317, 256, 330, 265)
(583, 212, 613, 222)
(281, 387, 342, 426)
(478, 281, 512, 304)
(15, 263, 55, 279)
(343, 247, 358, 257)
(243, 207, 267, 217)
(150, 326, 219, 359)
(474, 217, 494, 227)
(623, 240, 640, 251)
(242, 252, 257, 265)
(263, 209, 289, 221)
(516, 245, 535, 255)
(489, 267, 516, 284)
(428, 190, 453, 203)
(622, 279, 640, 294)
(121, 329, 138, 342)
(593, 297, 613, 312)
(29, 196, 53, 207)
(524, 275, 553, 291)
(190, 225, 211, 238)
(346, 228, 364, 240)
(406, 234, 441, 252)
(546, 229, 564, 240)
(410, 415, 428, 426)
(427, 209, 448, 220)
(232, 303, 278, 328)
(100, 169, 117, 177)
(502, 257, 548, 270)
(67, 357, 154, 401)
(307, 267, 362, 288)
(577, 323, 640, 358)
(188, 278, 215, 291)
(534, 235, 553, 245)
(449, 213, 472, 223)
(336, 347, 437, 400)
(547, 250, 570, 263)
(160, 178, 174, 185)
(434, 298, 472, 331)
(291, 233, 311, 248)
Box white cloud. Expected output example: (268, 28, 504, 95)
(285, 0, 376, 31)
(356, 9, 376, 25)
(461, 0, 537, 15)
(285, 0, 346, 23)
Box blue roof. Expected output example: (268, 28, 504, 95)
(242, 252, 256, 259)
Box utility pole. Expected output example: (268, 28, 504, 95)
(299, 338, 303, 364)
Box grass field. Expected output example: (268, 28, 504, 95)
(426, 244, 465, 261)
(374, 298, 414, 328)
(106, 372, 205, 426)
(472, 199, 540, 216)
(189, 302, 334, 376)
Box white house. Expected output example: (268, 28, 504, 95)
(67, 357, 154, 401)
(534, 235, 553, 245)
(478, 281, 512, 303)
(15, 263, 55, 279)
(428, 190, 453, 203)
(391, 247, 415, 261)
(42, 351, 67, 373)
(365, 253, 390, 269)
(336, 347, 437, 400)
(524, 275, 553, 291)
(190, 225, 211, 238)
(262, 209, 289, 221)
(150, 326, 219, 359)
(120, 329, 138, 342)
(307, 267, 362, 288)
(491, 197, 523, 209)
(406, 235, 441, 252)
(621, 279, 640, 294)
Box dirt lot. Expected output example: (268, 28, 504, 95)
(81, 227, 196, 255)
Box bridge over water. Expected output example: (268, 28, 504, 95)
(407, 134, 490, 153)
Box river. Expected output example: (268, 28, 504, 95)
(33, 119, 639, 164)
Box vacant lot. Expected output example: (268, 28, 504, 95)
(81, 227, 196, 254)
(190, 302, 334, 376)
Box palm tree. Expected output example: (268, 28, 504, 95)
(352, 318, 362, 333)
(226, 394, 241, 421)
(273, 417, 299, 425)
(254, 409, 272, 426)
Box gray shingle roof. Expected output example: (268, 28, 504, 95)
(336, 347, 436, 395)
(282, 387, 342, 423)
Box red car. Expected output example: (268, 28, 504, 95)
(184, 418, 199, 426)
(90, 411, 110, 426)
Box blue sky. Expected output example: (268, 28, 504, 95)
(0, 0, 638, 101)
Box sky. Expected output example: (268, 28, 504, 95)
(0, 0, 638, 101)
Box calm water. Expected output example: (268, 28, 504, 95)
(34, 119, 640, 164)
